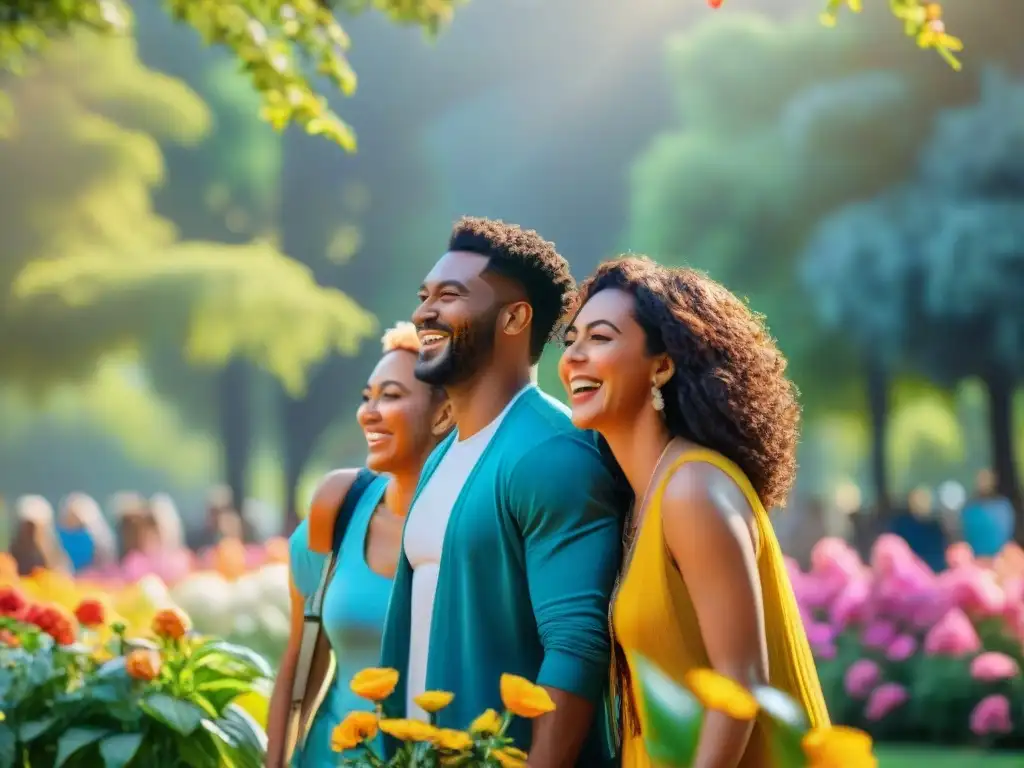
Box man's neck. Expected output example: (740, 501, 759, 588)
(448, 366, 531, 440)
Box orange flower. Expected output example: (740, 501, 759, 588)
(469, 708, 502, 735)
(151, 607, 191, 641)
(499, 674, 555, 719)
(0, 629, 19, 648)
(433, 728, 472, 751)
(803, 725, 876, 767)
(125, 648, 162, 681)
(493, 746, 528, 767)
(378, 718, 438, 742)
(684, 669, 759, 720)
(350, 667, 400, 701)
(331, 711, 379, 751)
(74, 598, 107, 628)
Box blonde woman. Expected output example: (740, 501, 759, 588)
(11, 496, 70, 576)
(266, 322, 453, 768)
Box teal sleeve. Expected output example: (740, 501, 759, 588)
(288, 519, 329, 602)
(507, 433, 624, 702)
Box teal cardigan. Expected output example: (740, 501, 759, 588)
(379, 386, 625, 765)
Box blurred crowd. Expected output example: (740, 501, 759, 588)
(777, 468, 1018, 572)
(3, 486, 278, 580)
(3, 467, 1018, 582)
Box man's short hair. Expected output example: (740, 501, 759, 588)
(449, 216, 576, 363)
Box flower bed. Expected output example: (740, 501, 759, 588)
(0, 585, 272, 768)
(791, 536, 1024, 748)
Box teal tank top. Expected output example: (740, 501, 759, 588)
(288, 474, 393, 766)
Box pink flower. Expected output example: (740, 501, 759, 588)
(969, 694, 1013, 736)
(815, 638, 837, 660)
(830, 577, 873, 630)
(970, 652, 1020, 682)
(923, 608, 982, 657)
(885, 633, 918, 662)
(939, 565, 1006, 618)
(844, 659, 881, 699)
(805, 620, 836, 649)
(865, 682, 909, 721)
(947, 542, 974, 569)
(870, 534, 914, 576)
(861, 620, 897, 650)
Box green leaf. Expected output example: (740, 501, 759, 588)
(0, 723, 16, 768)
(752, 686, 809, 768)
(174, 729, 222, 766)
(98, 732, 143, 768)
(18, 716, 57, 742)
(190, 641, 273, 680)
(140, 693, 204, 736)
(194, 678, 256, 713)
(633, 656, 703, 768)
(55, 727, 110, 767)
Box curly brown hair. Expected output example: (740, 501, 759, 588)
(449, 216, 576, 363)
(575, 256, 800, 510)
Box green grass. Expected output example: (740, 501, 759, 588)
(878, 746, 1024, 767)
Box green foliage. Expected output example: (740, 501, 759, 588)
(0, 0, 460, 147)
(0, 34, 376, 404)
(628, 5, 1024, 419)
(0, 599, 272, 768)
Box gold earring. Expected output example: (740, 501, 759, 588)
(651, 383, 665, 412)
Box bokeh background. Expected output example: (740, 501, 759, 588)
(3, 0, 1024, 763)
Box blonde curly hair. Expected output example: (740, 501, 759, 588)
(381, 321, 420, 355)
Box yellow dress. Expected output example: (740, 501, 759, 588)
(613, 449, 830, 768)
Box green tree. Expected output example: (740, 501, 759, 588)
(0, 0, 459, 147)
(1, 35, 376, 436)
(627, 3, 1024, 427)
(915, 68, 1024, 513)
(799, 188, 933, 510)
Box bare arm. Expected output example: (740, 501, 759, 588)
(265, 578, 305, 768)
(529, 689, 596, 768)
(265, 469, 358, 768)
(662, 463, 768, 768)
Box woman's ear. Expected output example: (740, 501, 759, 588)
(432, 397, 454, 437)
(653, 354, 676, 389)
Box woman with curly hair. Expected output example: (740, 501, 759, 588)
(559, 257, 828, 767)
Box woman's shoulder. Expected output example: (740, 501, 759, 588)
(306, 469, 363, 555)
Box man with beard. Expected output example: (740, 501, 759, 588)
(379, 217, 625, 767)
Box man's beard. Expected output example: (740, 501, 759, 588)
(415, 306, 500, 388)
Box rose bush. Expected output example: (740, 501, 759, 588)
(791, 535, 1024, 747)
(0, 584, 272, 768)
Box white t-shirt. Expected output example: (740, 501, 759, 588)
(403, 386, 529, 720)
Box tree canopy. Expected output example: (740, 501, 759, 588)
(0, 34, 375, 399)
(0, 0, 459, 147)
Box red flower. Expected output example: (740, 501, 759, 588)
(0, 585, 28, 620)
(25, 604, 78, 646)
(74, 598, 107, 628)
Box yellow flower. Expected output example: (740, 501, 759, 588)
(378, 718, 439, 742)
(683, 669, 759, 721)
(499, 674, 555, 719)
(331, 711, 379, 752)
(493, 746, 528, 767)
(414, 690, 454, 713)
(469, 708, 503, 735)
(350, 667, 400, 702)
(803, 725, 876, 767)
(0, 711, 5, 722)
(433, 728, 473, 751)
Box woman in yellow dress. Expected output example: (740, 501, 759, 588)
(559, 257, 829, 767)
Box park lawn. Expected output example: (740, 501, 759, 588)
(878, 746, 1024, 767)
